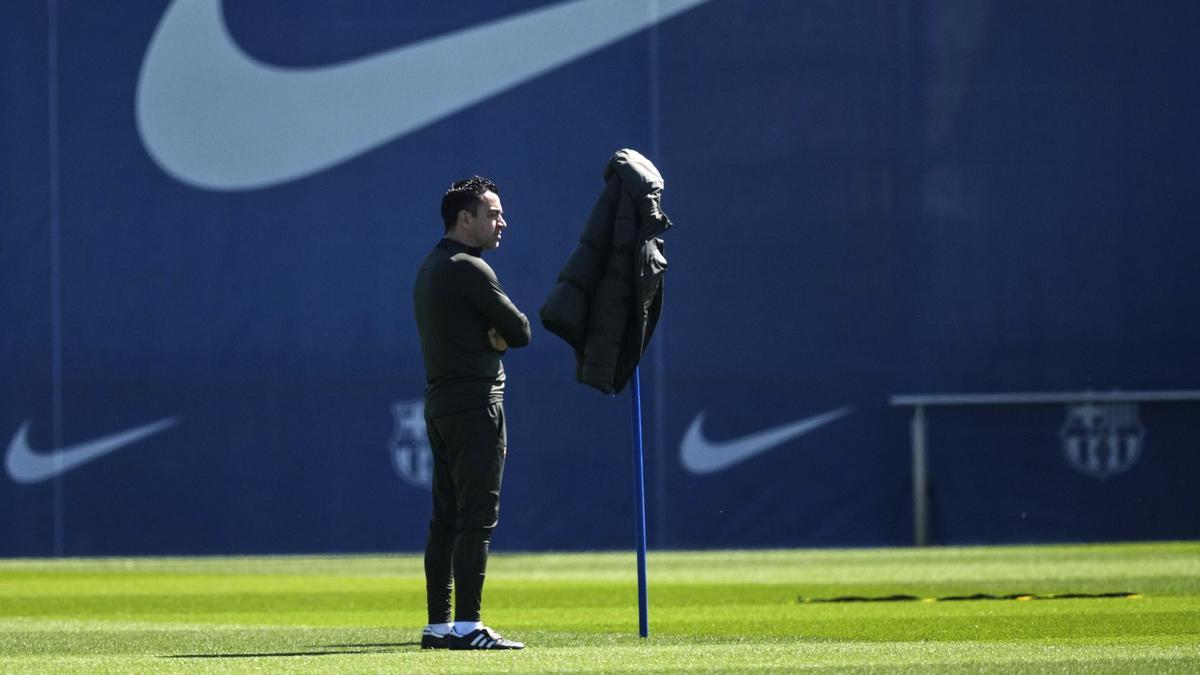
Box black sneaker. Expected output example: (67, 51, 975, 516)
(449, 626, 525, 650)
(420, 626, 450, 649)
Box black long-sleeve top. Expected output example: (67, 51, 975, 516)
(413, 238, 531, 418)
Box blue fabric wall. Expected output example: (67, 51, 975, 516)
(3, 0, 1198, 555)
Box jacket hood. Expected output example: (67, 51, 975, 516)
(604, 148, 673, 236)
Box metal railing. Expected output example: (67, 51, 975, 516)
(888, 390, 1200, 546)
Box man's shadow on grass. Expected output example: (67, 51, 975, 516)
(164, 642, 420, 659)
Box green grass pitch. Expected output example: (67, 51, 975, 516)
(1, 542, 1198, 672)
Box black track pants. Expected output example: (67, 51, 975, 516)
(423, 402, 507, 623)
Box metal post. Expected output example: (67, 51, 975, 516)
(630, 366, 649, 637)
(911, 404, 928, 546)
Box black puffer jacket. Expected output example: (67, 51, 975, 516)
(540, 149, 671, 394)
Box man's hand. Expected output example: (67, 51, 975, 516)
(487, 327, 508, 352)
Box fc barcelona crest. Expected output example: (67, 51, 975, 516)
(389, 399, 432, 489)
(1058, 403, 1144, 479)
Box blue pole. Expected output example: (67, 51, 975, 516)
(630, 366, 649, 637)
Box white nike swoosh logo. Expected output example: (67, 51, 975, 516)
(5, 417, 180, 484)
(136, 0, 711, 191)
(680, 407, 853, 475)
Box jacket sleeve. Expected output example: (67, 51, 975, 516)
(539, 177, 622, 349)
(579, 187, 639, 392)
(462, 257, 532, 348)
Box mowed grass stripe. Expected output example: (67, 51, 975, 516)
(1, 635, 1198, 674)
(1, 542, 1198, 672)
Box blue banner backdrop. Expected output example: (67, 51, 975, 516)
(2, 0, 1198, 555)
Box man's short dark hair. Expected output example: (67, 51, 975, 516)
(441, 176, 499, 231)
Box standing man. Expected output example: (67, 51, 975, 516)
(413, 176, 531, 650)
